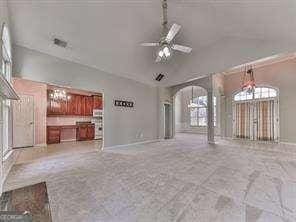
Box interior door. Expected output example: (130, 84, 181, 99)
(13, 94, 34, 148)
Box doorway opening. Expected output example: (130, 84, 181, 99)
(164, 103, 172, 139)
(12, 78, 104, 164)
(173, 85, 216, 142)
(232, 86, 279, 141)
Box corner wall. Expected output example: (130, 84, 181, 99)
(12, 46, 158, 148)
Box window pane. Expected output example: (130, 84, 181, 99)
(254, 92, 261, 99)
(192, 97, 198, 104)
(198, 107, 207, 118)
(198, 96, 207, 107)
(269, 89, 277, 97)
(191, 118, 198, 126)
(190, 108, 198, 126)
(246, 92, 253, 100)
(234, 94, 240, 101)
(199, 118, 207, 126)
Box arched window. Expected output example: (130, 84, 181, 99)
(234, 87, 277, 102)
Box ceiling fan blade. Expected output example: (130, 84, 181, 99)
(140, 43, 159, 47)
(172, 44, 192, 53)
(155, 56, 162, 63)
(165, 24, 181, 43)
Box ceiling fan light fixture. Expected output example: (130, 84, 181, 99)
(163, 46, 170, 57)
(158, 49, 164, 58)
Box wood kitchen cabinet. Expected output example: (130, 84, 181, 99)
(47, 90, 67, 116)
(47, 126, 61, 144)
(84, 96, 93, 116)
(66, 93, 76, 115)
(66, 94, 85, 116)
(76, 123, 95, 141)
(93, 95, 102, 109)
(47, 90, 102, 116)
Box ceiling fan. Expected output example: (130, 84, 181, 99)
(141, 0, 192, 62)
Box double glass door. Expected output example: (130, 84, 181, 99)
(233, 99, 279, 141)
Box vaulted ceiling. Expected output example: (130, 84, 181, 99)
(8, 0, 296, 86)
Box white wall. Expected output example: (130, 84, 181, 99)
(223, 59, 296, 143)
(12, 45, 158, 148)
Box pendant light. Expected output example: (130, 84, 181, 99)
(188, 86, 198, 108)
(242, 65, 256, 93)
(49, 89, 71, 101)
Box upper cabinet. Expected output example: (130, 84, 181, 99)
(47, 90, 67, 115)
(47, 90, 102, 116)
(84, 96, 94, 116)
(93, 95, 102, 109)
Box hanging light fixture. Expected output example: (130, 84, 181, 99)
(50, 89, 71, 101)
(188, 86, 198, 108)
(242, 65, 256, 93)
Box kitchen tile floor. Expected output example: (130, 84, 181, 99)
(14, 140, 102, 165)
(4, 134, 296, 222)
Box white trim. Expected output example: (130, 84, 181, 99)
(2, 149, 13, 161)
(60, 139, 76, 142)
(104, 139, 160, 150)
(279, 141, 296, 146)
(34, 143, 47, 147)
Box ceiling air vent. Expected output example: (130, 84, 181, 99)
(54, 38, 67, 48)
(155, 74, 164, 81)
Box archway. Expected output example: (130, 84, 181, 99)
(170, 75, 215, 143)
(174, 85, 212, 134)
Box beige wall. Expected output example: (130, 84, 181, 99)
(223, 59, 296, 143)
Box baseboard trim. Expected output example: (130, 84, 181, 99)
(60, 139, 76, 142)
(279, 141, 296, 146)
(103, 139, 160, 150)
(34, 143, 47, 147)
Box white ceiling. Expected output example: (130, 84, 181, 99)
(8, 0, 296, 86)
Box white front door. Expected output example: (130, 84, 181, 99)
(13, 94, 34, 148)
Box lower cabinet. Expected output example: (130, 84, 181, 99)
(47, 124, 95, 144)
(76, 124, 95, 141)
(47, 126, 61, 144)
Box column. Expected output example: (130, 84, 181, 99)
(207, 90, 215, 143)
